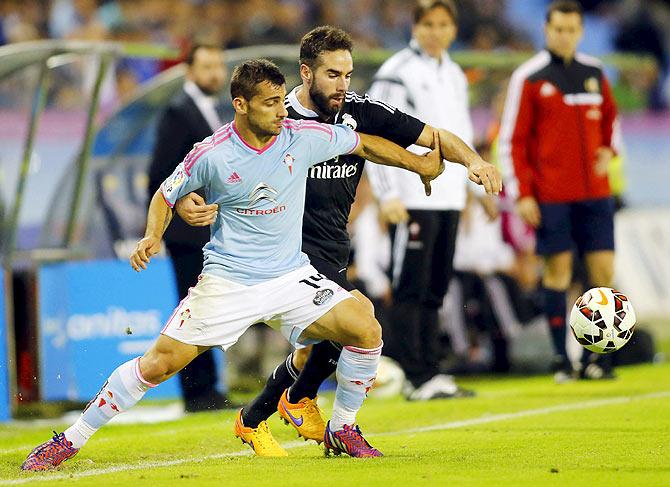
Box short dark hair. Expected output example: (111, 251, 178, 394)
(230, 59, 285, 100)
(299, 26, 353, 69)
(546, 0, 583, 23)
(185, 43, 222, 66)
(413, 0, 458, 24)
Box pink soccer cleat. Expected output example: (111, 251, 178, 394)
(21, 431, 79, 471)
(324, 421, 383, 458)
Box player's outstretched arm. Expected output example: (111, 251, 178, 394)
(415, 125, 502, 195)
(353, 131, 443, 181)
(130, 189, 172, 272)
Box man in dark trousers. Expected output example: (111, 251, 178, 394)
(148, 44, 232, 411)
(499, 1, 619, 382)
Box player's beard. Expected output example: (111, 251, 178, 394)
(309, 82, 341, 119)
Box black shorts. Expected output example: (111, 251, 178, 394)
(536, 197, 615, 255)
(307, 255, 356, 292)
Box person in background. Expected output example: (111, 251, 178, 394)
(147, 43, 233, 412)
(366, 0, 487, 400)
(498, 0, 619, 382)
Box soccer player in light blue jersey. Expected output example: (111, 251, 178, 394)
(21, 59, 444, 469)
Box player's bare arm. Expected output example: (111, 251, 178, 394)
(415, 125, 502, 195)
(353, 130, 443, 181)
(130, 189, 173, 272)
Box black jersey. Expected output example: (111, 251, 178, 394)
(285, 88, 425, 268)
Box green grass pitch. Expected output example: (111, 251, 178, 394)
(1, 362, 669, 486)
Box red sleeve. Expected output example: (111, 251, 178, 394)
(510, 79, 536, 199)
(600, 74, 618, 150)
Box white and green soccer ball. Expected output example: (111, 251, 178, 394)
(569, 287, 636, 354)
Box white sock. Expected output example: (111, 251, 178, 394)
(330, 343, 382, 431)
(64, 357, 156, 449)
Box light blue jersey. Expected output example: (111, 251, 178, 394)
(161, 119, 360, 285)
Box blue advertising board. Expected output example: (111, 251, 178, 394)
(38, 258, 181, 401)
(0, 273, 10, 421)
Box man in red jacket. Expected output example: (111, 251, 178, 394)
(499, 0, 619, 382)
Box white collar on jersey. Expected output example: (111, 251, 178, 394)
(287, 86, 319, 118)
(409, 38, 451, 67)
(183, 80, 222, 131)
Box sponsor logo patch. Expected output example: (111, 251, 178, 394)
(313, 288, 334, 306)
(585, 76, 600, 93)
(163, 169, 185, 197)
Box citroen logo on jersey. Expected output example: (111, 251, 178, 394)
(248, 182, 279, 208)
(341, 113, 357, 130)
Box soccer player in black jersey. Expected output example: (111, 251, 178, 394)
(176, 26, 501, 456)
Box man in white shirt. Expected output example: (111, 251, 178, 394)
(366, 0, 483, 400)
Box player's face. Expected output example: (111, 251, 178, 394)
(245, 81, 288, 137)
(188, 48, 227, 96)
(413, 6, 457, 58)
(545, 12, 583, 60)
(306, 49, 353, 117)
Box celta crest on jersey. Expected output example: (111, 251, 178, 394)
(283, 153, 295, 175)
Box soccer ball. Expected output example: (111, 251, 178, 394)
(569, 287, 636, 354)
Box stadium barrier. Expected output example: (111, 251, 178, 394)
(615, 208, 670, 320)
(37, 258, 180, 400)
(0, 273, 10, 421)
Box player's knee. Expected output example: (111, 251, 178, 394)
(292, 346, 311, 371)
(351, 316, 382, 349)
(354, 293, 375, 316)
(139, 353, 173, 384)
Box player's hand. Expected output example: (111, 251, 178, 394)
(516, 196, 541, 228)
(175, 192, 218, 227)
(420, 130, 445, 196)
(594, 146, 614, 177)
(130, 235, 161, 272)
(468, 158, 502, 195)
(478, 194, 500, 221)
(379, 197, 409, 224)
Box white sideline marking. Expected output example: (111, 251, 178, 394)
(2, 391, 668, 485)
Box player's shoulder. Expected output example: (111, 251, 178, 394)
(184, 122, 234, 170)
(376, 47, 418, 78)
(344, 91, 396, 117)
(511, 50, 552, 82)
(575, 51, 604, 69)
(575, 52, 606, 77)
(281, 118, 335, 142)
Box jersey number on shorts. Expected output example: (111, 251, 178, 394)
(299, 273, 327, 289)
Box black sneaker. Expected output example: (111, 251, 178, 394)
(578, 353, 616, 380)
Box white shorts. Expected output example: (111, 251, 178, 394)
(161, 265, 353, 350)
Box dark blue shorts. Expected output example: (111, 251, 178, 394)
(536, 197, 615, 256)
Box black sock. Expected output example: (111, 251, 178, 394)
(288, 340, 341, 402)
(543, 287, 568, 358)
(242, 353, 299, 428)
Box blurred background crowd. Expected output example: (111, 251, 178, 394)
(1, 0, 669, 109)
